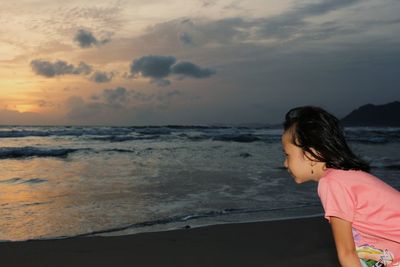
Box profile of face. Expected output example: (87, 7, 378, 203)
(281, 131, 319, 184)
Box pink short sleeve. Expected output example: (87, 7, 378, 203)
(318, 178, 355, 223)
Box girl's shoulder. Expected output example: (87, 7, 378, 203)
(321, 168, 399, 196)
(321, 168, 370, 181)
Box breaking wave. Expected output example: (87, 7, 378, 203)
(0, 177, 48, 184)
(67, 204, 322, 239)
(0, 147, 84, 159)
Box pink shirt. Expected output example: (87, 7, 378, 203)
(318, 168, 400, 266)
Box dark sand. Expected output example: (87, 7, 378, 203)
(0, 216, 339, 266)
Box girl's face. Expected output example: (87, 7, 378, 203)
(281, 131, 316, 184)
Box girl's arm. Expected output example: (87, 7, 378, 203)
(330, 216, 362, 267)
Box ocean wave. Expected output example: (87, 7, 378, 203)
(238, 152, 252, 158)
(0, 147, 84, 159)
(91, 135, 160, 142)
(371, 158, 400, 170)
(68, 204, 321, 239)
(345, 128, 400, 144)
(381, 164, 400, 170)
(185, 135, 208, 141)
(0, 126, 273, 141)
(20, 201, 52, 207)
(102, 148, 136, 153)
(212, 134, 262, 143)
(0, 130, 51, 138)
(347, 137, 390, 144)
(182, 133, 265, 143)
(135, 128, 172, 135)
(1, 127, 399, 146)
(183, 134, 280, 143)
(0, 127, 133, 138)
(0, 177, 48, 184)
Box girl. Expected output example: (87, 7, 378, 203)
(281, 106, 400, 267)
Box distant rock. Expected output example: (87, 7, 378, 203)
(341, 101, 400, 127)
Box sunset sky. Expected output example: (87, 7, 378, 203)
(0, 0, 399, 125)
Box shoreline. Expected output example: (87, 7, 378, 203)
(0, 216, 338, 266)
(0, 209, 325, 243)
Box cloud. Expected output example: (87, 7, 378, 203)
(22, 3, 123, 45)
(155, 90, 182, 102)
(73, 29, 111, 48)
(89, 87, 147, 109)
(70, 88, 128, 117)
(179, 32, 193, 45)
(37, 100, 55, 108)
(65, 96, 102, 119)
(296, 0, 360, 17)
(102, 87, 128, 108)
(130, 90, 155, 102)
(138, 0, 367, 49)
(151, 78, 171, 87)
(30, 59, 92, 77)
(129, 55, 215, 86)
(0, 109, 58, 125)
(64, 94, 134, 125)
(64, 87, 184, 125)
(90, 71, 114, 83)
(171, 61, 215, 78)
(253, 0, 362, 39)
(130, 55, 176, 79)
(199, 0, 216, 8)
(142, 18, 247, 47)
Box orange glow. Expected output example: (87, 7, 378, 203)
(14, 104, 37, 113)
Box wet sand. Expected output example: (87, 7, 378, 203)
(0, 216, 339, 266)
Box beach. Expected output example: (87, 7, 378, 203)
(1, 126, 399, 242)
(1, 126, 398, 266)
(0, 216, 339, 266)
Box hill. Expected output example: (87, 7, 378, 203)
(341, 101, 400, 127)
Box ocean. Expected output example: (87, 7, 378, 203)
(0, 126, 399, 242)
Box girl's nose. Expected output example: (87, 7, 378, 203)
(284, 158, 288, 169)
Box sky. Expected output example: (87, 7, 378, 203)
(0, 0, 399, 126)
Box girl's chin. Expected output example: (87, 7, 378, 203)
(288, 172, 301, 183)
(294, 178, 303, 184)
(287, 171, 305, 184)
(293, 176, 307, 184)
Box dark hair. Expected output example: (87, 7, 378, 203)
(283, 106, 370, 172)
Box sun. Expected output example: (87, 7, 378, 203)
(14, 104, 37, 113)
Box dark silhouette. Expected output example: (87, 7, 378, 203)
(341, 101, 400, 127)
